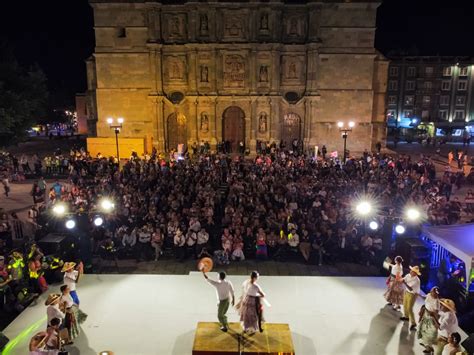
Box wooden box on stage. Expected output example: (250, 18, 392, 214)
(192, 322, 295, 355)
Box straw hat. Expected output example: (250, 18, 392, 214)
(44, 293, 61, 306)
(409, 265, 421, 276)
(440, 298, 456, 312)
(61, 262, 76, 272)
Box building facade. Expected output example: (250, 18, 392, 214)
(386, 56, 474, 135)
(86, 0, 387, 156)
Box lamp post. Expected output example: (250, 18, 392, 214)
(107, 117, 124, 162)
(337, 121, 355, 163)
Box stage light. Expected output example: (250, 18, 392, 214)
(65, 219, 76, 230)
(52, 203, 67, 216)
(348, 121, 355, 128)
(93, 216, 104, 226)
(395, 224, 406, 235)
(100, 198, 115, 212)
(405, 207, 421, 222)
(355, 201, 372, 216)
(369, 221, 379, 230)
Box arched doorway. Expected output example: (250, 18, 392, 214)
(167, 113, 187, 151)
(222, 106, 245, 153)
(281, 113, 301, 149)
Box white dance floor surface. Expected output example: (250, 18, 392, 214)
(3, 273, 452, 355)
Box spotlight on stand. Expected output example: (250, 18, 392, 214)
(65, 219, 76, 230)
(355, 201, 372, 217)
(100, 198, 115, 213)
(395, 224, 406, 235)
(405, 206, 421, 222)
(52, 203, 67, 216)
(93, 216, 104, 227)
(369, 221, 379, 231)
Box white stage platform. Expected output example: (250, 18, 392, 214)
(2, 274, 455, 355)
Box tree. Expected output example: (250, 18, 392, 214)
(0, 50, 48, 147)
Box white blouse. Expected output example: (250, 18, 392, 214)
(391, 263, 403, 277)
(242, 280, 263, 297)
(424, 294, 440, 313)
(61, 294, 74, 308)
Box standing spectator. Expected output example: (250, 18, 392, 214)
(136, 226, 152, 261)
(151, 228, 163, 261)
(299, 229, 311, 263)
(321, 145, 327, 159)
(174, 227, 186, 261)
(2, 175, 10, 197)
(20, 155, 31, 173)
(196, 228, 209, 257)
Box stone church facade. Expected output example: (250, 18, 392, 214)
(86, 0, 388, 155)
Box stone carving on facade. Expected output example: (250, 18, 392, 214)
(200, 14, 208, 35)
(259, 66, 268, 82)
(200, 66, 209, 82)
(166, 57, 185, 81)
(289, 18, 298, 35)
(288, 61, 298, 79)
(224, 55, 245, 88)
(260, 13, 269, 30)
(224, 15, 244, 38)
(164, 14, 186, 39)
(200, 112, 209, 132)
(258, 112, 268, 133)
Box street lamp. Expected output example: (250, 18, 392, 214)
(107, 117, 124, 162)
(337, 121, 355, 163)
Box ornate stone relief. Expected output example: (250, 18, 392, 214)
(223, 54, 246, 88)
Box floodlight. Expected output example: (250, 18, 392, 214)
(356, 201, 372, 216)
(348, 121, 355, 128)
(405, 207, 421, 222)
(93, 216, 104, 227)
(100, 198, 115, 212)
(369, 221, 379, 231)
(337, 122, 344, 128)
(65, 219, 76, 230)
(395, 224, 406, 235)
(52, 203, 66, 216)
(107, 118, 113, 124)
(117, 117, 124, 124)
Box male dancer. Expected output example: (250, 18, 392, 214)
(203, 271, 235, 332)
(400, 265, 421, 331)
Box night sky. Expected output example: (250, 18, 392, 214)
(1, 0, 473, 107)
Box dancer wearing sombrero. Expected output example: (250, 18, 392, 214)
(400, 265, 421, 331)
(62, 261, 82, 305)
(434, 298, 458, 355)
(203, 271, 235, 332)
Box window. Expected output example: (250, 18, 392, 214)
(456, 96, 466, 106)
(388, 80, 398, 91)
(422, 110, 430, 119)
(407, 67, 416, 77)
(460, 67, 469, 76)
(388, 96, 397, 105)
(443, 66, 452, 76)
(406, 81, 416, 91)
(403, 110, 413, 118)
(440, 95, 450, 106)
(404, 95, 414, 105)
(439, 110, 448, 120)
(425, 66, 434, 75)
(424, 81, 433, 90)
(389, 67, 399, 77)
(116, 27, 127, 38)
(458, 80, 467, 91)
(441, 80, 451, 91)
(422, 96, 431, 105)
(454, 110, 465, 120)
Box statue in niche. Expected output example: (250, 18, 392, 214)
(259, 112, 267, 133)
(260, 13, 269, 30)
(200, 112, 209, 132)
(289, 18, 298, 35)
(200, 66, 209, 82)
(171, 17, 181, 36)
(200, 14, 208, 34)
(259, 66, 268, 82)
(288, 61, 297, 79)
(170, 61, 181, 79)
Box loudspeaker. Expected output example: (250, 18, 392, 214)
(396, 238, 431, 286)
(0, 332, 10, 350)
(38, 233, 72, 257)
(461, 333, 474, 355)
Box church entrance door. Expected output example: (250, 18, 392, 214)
(167, 113, 187, 152)
(222, 106, 245, 153)
(282, 113, 301, 150)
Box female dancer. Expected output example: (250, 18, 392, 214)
(237, 271, 266, 334)
(417, 286, 440, 354)
(384, 256, 404, 311)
